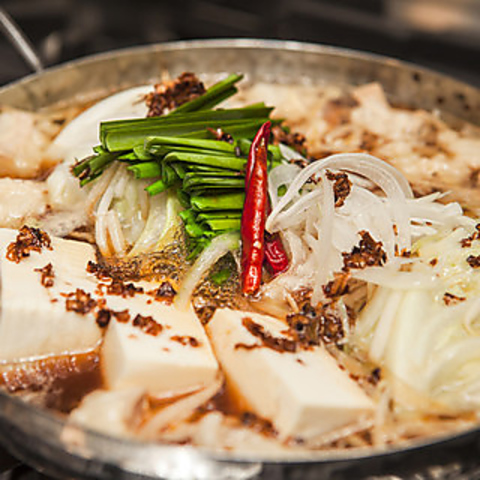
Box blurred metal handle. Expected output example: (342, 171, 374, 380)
(0, 7, 43, 73)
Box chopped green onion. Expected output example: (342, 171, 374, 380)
(190, 192, 245, 211)
(127, 161, 161, 179)
(202, 218, 241, 231)
(183, 175, 245, 192)
(145, 178, 170, 196)
(145, 136, 236, 154)
(165, 152, 245, 171)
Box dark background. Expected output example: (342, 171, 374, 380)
(0, 0, 480, 87)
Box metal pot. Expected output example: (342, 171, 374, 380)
(0, 39, 479, 480)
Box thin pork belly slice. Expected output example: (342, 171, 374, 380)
(206, 309, 374, 441)
(0, 228, 102, 362)
(0, 107, 63, 178)
(101, 299, 219, 396)
(0, 178, 48, 229)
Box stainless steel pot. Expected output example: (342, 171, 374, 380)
(0, 39, 479, 480)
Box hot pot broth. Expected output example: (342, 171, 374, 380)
(1, 72, 480, 453)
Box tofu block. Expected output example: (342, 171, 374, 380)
(0, 228, 102, 362)
(206, 309, 374, 440)
(102, 297, 219, 396)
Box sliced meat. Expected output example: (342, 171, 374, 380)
(0, 107, 62, 178)
(0, 178, 48, 228)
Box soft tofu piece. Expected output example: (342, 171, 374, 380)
(102, 299, 219, 396)
(206, 309, 374, 441)
(0, 228, 102, 362)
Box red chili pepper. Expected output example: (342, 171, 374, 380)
(241, 123, 270, 295)
(264, 231, 289, 276)
(245, 121, 271, 190)
(245, 123, 289, 278)
(242, 122, 289, 293)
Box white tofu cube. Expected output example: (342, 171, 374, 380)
(101, 298, 219, 396)
(206, 309, 374, 440)
(0, 228, 102, 362)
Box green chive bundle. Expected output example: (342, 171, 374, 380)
(73, 73, 283, 257)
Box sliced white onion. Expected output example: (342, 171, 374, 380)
(138, 377, 223, 440)
(463, 299, 480, 335)
(96, 165, 126, 216)
(351, 267, 437, 290)
(128, 191, 167, 256)
(369, 289, 403, 362)
(106, 210, 126, 255)
(267, 152, 413, 234)
(427, 337, 480, 394)
(95, 213, 109, 256)
(268, 163, 301, 208)
(270, 189, 322, 232)
(311, 171, 335, 301)
(86, 162, 119, 215)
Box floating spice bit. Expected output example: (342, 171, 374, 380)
(368, 368, 382, 385)
(240, 411, 278, 437)
(145, 72, 206, 117)
(461, 224, 480, 248)
(241, 316, 297, 353)
(170, 335, 200, 347)
(342, 231, 387, 271)
(234, 343, 260, 351)
(6, 225, 52, 263)
(95, 309, 111, 328)
(35, 263, 55, 288)
(286, 313, 320, 347)
(467, 254, 480, 268)
(65, 289, 97, 315)
(113, 309, 130, 323)
(287, 303, 345, 346)
(271, 124, 307, 154)
(153, 281, 177, 303)
(443, 292, 466, 306)
(323, 272, 350, 299)
(105, 280, 144, 297)
(86, 260, 112, 280)
(326, 170, 352, 208)
(132, 314, 163, 336)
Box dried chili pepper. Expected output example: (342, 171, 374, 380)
(245, 121, 271, 189)
(241, 122, 270, 295)
(264, 230, 289, 276)
(244, 123, 289, 278)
